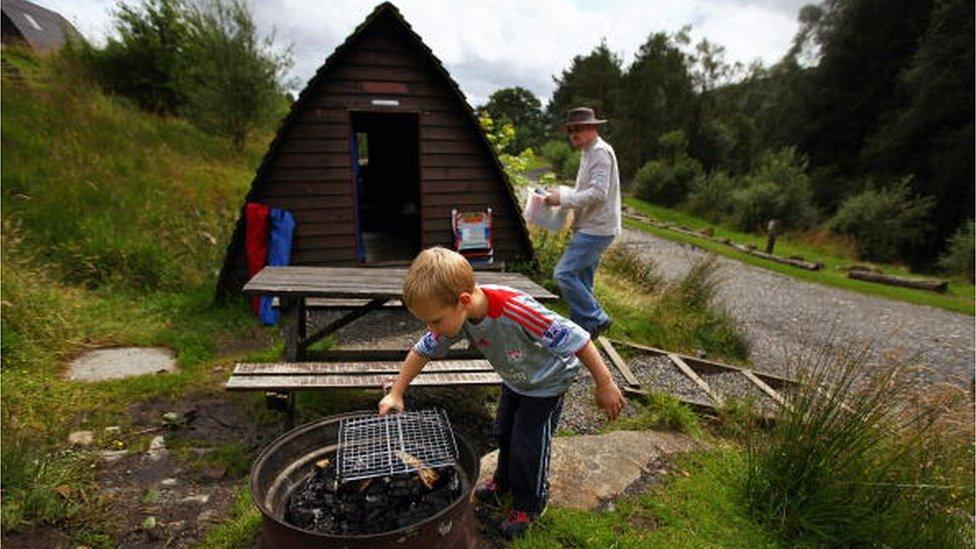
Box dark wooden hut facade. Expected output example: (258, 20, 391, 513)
(216, 2, 534, 298)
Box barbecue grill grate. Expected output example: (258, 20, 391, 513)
(336, 409, 458, 483)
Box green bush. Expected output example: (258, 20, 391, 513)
(828, 178, 935, 263)
(687, 170, 736, 221)
(540, 140, 572, 175)
(632, 156, 704, 207)
(78, 0, 290, 149)
(938, 220, 974, 282)
(744, 340, 974, 547)
(561, 150, 581, 181)
(729, 147, 816, 231)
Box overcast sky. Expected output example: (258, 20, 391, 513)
(36, 0, 809, 107)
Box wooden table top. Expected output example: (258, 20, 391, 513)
(242, 266, 558, 301)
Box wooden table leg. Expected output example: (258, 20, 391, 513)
(280, 296, 302, 361)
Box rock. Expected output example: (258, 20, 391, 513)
(68, 431, 94, 446)
(104, 426, 121, 434)
(476, 430, 705, 510)
(99, 449, 128, 462)
(201, 465, 226, 480)
(160, 478, 179, 486)
(181, 494, 210, 504)
(146, 436, 168, 462)
(197, 510, 219, 523)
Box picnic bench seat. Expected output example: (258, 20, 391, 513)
(226, 359, 500, 426)
(304, 297, 404, 310)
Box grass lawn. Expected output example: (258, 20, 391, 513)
(624, 197, 975, 315)
(516, 450, 781, 548)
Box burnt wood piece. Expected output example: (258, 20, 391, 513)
(847, 269, 948, 293)
(597, 336, 640, 388)
(242, 266, 557, 301)
(607, 338, 795, 391)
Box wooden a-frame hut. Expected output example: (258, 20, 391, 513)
(216, 2, 535, 299)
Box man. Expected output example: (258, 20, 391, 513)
(544, 107, 621, 338)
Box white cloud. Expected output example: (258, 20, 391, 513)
(33, 0, 801, 106)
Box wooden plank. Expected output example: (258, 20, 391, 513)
(597, 336, 640, 388)
(847, 269, 948, 293)
(740, 369, 791, 411)
(608, 339, 794, 389)
(226, 371, 502, 390)
(233, 360, 492, 375)
(242, 267, 557, 301)
(305, 297, 403, 309)
(667, 353, 725, 406)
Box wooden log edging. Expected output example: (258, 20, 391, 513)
(847, 269, 948, 293)
(622, 210, 823, 271)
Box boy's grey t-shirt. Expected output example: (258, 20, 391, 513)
(412, 284, 590, 397)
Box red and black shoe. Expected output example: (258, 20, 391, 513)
(500, 509, 539, 538)
(472, 479, 505, 507)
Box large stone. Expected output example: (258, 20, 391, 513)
(66, 347, 176, 381)
(476, 430, 705, 510)
(68, 431, 94, 446)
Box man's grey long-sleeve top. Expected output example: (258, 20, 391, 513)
(559, 136, 622, 236)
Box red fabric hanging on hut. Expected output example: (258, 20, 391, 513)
(245, 202, 271, 315)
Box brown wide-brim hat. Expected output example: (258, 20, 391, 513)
(563, 107, 607, 127)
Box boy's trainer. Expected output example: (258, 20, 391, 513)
(500, 509, 538, 539)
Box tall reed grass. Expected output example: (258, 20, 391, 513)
(744, 340, 974, 547)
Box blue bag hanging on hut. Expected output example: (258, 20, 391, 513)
(259, 208, 296, 325)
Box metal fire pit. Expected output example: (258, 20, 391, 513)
(251, 411, 480, 548)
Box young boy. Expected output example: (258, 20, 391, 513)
(378, 247, 626, 538)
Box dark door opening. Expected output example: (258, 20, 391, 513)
(350, 111, 421, 264)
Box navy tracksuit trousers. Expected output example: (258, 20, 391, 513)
(492, 384, 565, 514)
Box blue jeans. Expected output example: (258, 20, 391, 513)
(553, 231, 614, 333)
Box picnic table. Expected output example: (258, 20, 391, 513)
(225, 266, 557, 426)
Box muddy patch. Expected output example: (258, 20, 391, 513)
(92, 393, 279, 547)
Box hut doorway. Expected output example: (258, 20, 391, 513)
(350, 111, 421, 263)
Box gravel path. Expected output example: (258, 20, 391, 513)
(616, 228, 975, 386)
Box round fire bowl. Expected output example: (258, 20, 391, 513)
(251, 411, 480, 548)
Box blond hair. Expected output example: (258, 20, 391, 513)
(402, 247, 475, 309)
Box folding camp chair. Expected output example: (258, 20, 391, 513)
(452, 208, 493, 265)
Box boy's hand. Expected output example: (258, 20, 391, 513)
(378, 392, 405, 415)
(594, 381, 625, 421)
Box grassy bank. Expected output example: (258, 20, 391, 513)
(625, 197, 975, 315)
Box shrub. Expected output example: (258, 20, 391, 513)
(632, 156, 704, 207)
(744, 340, 974, 547)
(729, 147, 817, 231)
(687, 170, 736, 221)
(79, 0, 290, 149)
(601, 243, 661, 293)
(828, 178, 935, 263)
(561, 150, 581, 181)
(937, 220, 974, 282)
(540, 139, 572, 174)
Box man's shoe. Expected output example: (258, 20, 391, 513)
(589, 318, 613, 339)
(500, 509, 538, 539)
(473, 479, 504, 506)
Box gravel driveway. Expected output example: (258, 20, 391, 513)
(616, 228, 975, 386)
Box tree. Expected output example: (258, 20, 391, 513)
(799, 0, 935, 174)
(861, 0, 974, 262)
(546, 40, 623, 135)
(614, 30, 696, 177)
(90, 0, 191, 115)
(182, 0, 292, 149)
(479, 87, 545, 154)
